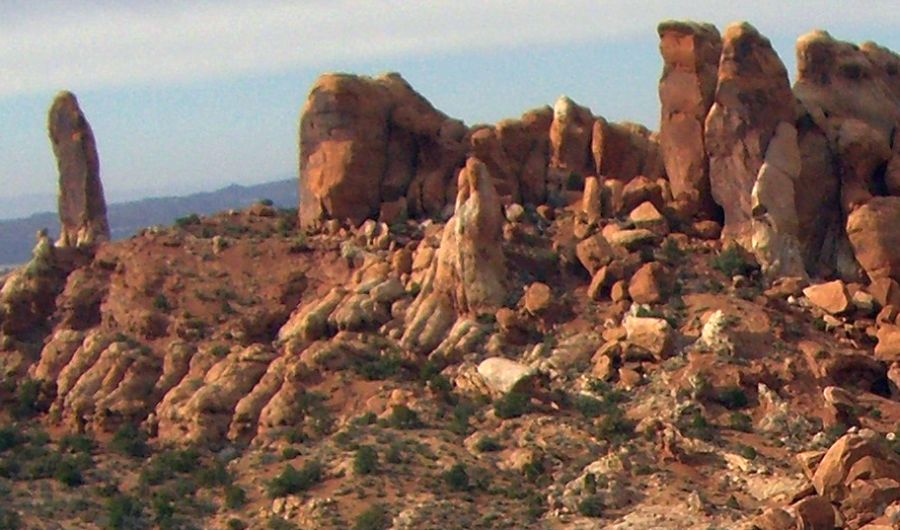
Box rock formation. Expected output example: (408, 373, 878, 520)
(705, 22, 796, 247)
(299, 73, 467, 228)
(48, 91, 110, 248)
(657, 21, 721, 217)
(548, 95, 595, 192)
(592, 118, 663, 183)
(402, 158, 506, 354)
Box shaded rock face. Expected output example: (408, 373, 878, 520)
(299, 73, 467, 228)
(657, 21, 722, 217)
(592, 118, 663, 183)
(705, 22, 796, 246)
(402, 158, 506, 353)
(847, 196, 900, 282)
(494, 107, 554, 205)
(548, 96, 595, 192)
(48, 92, 110, 248)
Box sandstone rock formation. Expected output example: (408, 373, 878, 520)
(402, 158, 506, 354)
(299, 73, 467, 228)
(548, 95, 595, 192)
(48, 91, 110, 248)
(705, 22, 796, 247)
(592, 118, 663, 183)
(847, 197, 900, 282)
(657, 21, 721, 217)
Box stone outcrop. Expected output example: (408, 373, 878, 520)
(657, 21, 721, 217)
(705, 22, 796, 246)
(846, 197, 900, 282)
(48, 91, 110, 248)
(548, 96, 595, 192)
(402, 158, 506, 354)
(592, 118, 663, 183)
(299, 73, 467, 228)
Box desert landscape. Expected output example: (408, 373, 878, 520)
(0, 17, 899, 530)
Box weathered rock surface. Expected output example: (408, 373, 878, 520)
(548, 95, 595, 191)
(299, 73, 467, 227)
(48, 91, 110, 248)
(657, 21, 721, 217)
(847, 196, 900, 283)
(706, 22, 796, 246)
(592, 118, 663, 182)
(402, 158, 506, 353)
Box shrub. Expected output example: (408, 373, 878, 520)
(153, 294, 171, 312)
(0, 508, 21, 530)
(728, 412, 753, 433)
(711, 245, 756, 278)
(595, 406, 635, 441)
(174, 214, 201, 228)
(493, 392, 530, 419)
(281, 447, 300, 460)
(577, 494, 604, 517)
(105, 494, 144, 529)
(111, 423, 149, 458)
(224, 484, 247, 509)
(267, 460, 323, 498)
(0, 428, 25, 453)
(680, 408, 716, 441)
(443, 463, 470, 491)
(386, 405, 423, 430)
(356, 355, 403, 381)
(353, 445, 379, 475)
(448, 401, 474, 435)
(54, 457, 85, 487)
(227, 518, 248, 530)
(60, 434, 94, 454)
(716, 386, 749, 410)
(197, 461, 231, 487)
(385, 442, 404, 464)
(474, 436, 502, 453)
(354, 504, 391, 530)
(737, 444, 757, 460)
(572, 395, 605, 419)
(13, 379, 43, 419)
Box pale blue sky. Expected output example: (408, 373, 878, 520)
(1, 1, 898, 214)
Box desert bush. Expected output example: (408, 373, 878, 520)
(385, 405, 423, 430)
(711, 245, 756, 278)
(353, 445, 379, 475)
(493, 392, 530, 419)
(577, 494, 604, 517)
(442, 463, 470, 491)
(105, 494, 144, 529)
(355, 504, 391, 530)
(174, 214, 201, 228)
(13, 379, 44, 419)
(267, 460, 323, 498)
(0, 508, 21, 530)
(474, 436, 502, 452)
(728, 412, 753, 433)
(716, 386, 749, 410)
(224, 484, 247, 510)
(111, 423, 149, 458)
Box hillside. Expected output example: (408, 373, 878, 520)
(0, 19, 899, 530)
(0, 179, 296, 266)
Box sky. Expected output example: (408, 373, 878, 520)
(1, 1, 898, 216)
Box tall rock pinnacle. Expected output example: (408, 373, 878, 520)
(48, 91, 110, 248)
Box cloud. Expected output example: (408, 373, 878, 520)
(1, 0, 898, 98)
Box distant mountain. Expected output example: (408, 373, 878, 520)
(0, 179, 297, 266)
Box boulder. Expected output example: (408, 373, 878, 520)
(875, 324, 900, 362)
(48, 91, 110, 248)
(657, 21, 722, 217)
(582, 176, 603, 223)
(623, 315, 674, 359)
(803, 280, 851, 315)
(628, 262, 672, 304)
(575, 234, 616, 275)
(298, 73, 466, 228)
(705, 22, 796, 246)
(812, 433, 899, 502)
(523, 282, 552, 315)
(847, 197, 900, 283)
(792, 495, 835, 530)
(477, 357, 535, 396)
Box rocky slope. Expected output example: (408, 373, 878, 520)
(0, 19, 899, 530)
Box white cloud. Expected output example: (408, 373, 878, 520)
(1, 0, 898, 98)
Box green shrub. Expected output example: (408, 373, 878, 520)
(442, 463, 470, 491)
(385, 442, 404, 464)
(174, 214, 201, 228)
(0, 508, 21, 530)
(0, 428, 25, 453)
(711, 245, 756, 278)
(267, 460, 323, 498)
(281, 447, 300, 460)
(737, 444, 757, 460)
(716, 386, 749, 410)
(356, 355, 403, 380)
(105, 494, 144, 529)
(595, 406, 635, 441)
(60, 434, 94, 454)
(267, 516, 297, 530)
(493, 392, 530, 419)
(680, 408, 716, 441)
(225, 484, 247, 510)
(227, 518, 248, 530)
(474, 436, 502, 453)
(54, 457, 85, 487)
(111, 423, 149, 458)
(197, 460, 231, 487)
(386, 405, 423, 430)
(572, 395, 605, 418)
(153, 294, 171, 312)
(13, 379, 43, 419)
(448, 401, 474, 435)
(577, 494, 604, 517)
(353, 445, 379, 475)
(354, 504, 390, 530)
(728, 412, 753, 433)
(140, 448, 199, 485)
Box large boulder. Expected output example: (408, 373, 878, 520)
(298, 73, 467, 228)
(402, 158, 507, 353)
(495, 107, 554, 205)
(705, 22, 796, 246)
(48, 91, 110, 248)
(657, 21, 722, 217)
(846, 196, 900, 282)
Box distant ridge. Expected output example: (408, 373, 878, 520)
(0, 178, 297, 265)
